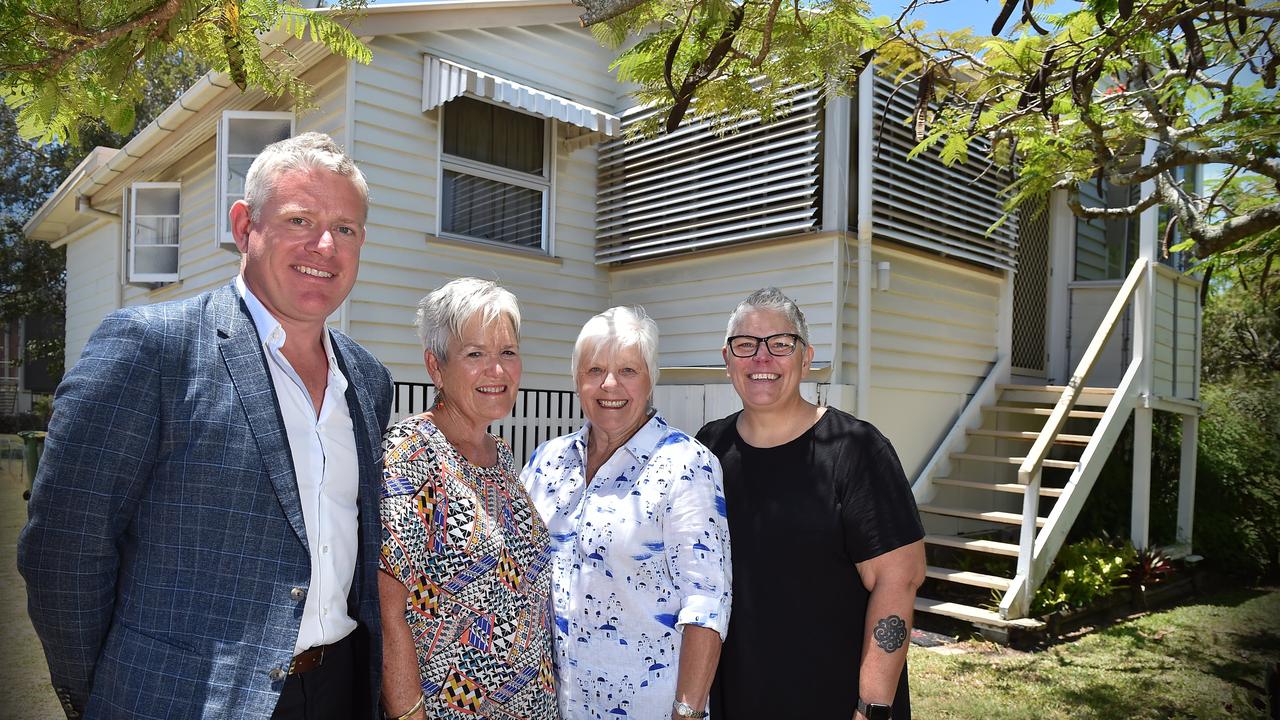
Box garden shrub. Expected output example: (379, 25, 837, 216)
(1032, 537, 1136, 615)
(0, 412, 46, 433)
(1191, 376, 1280, 580)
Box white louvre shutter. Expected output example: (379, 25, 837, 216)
(869, 72, 1020, 271)
(595, 87, 822, 264)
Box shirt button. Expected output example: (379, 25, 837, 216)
(290, 587, 307, 602)
(322, 544, 330, 554)
(268, 668, 287, 682)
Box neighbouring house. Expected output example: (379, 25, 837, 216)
(0, 317, 59, 414)
(0, 320, 21, 413)
(24, 0, 1203, 632)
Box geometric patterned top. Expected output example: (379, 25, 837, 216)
(380, 415, 559, 720)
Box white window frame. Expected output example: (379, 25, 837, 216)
(436, 98, 554, 253)
(215, 110, 294, 247)
(127, 181, 182, 284)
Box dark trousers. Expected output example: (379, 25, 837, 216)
(271, 635, 356, 720)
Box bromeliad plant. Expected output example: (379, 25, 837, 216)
(1130, 545, 1177, 608)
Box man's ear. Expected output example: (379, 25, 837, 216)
(229, 200, 253, 253)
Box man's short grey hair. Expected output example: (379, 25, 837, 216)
(415, 277, 522, 360)
(572, 306, 660, 390)
(725, 287, 810, 345)
(242, 131, 369, 223)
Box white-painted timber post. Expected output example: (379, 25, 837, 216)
(1046, 190, 1075, 385)
(1130, 406, 1153, 549)
(855, 65, 874, 420)
(822, 95, 852, 233)
(1017, 468, 1040, 585)
(1131, 139, 1160, 550)
(824, 94, 853, 407)
(1176, 414, 1199, 546)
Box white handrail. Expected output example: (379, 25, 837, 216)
(1017, 257, 1149, 485)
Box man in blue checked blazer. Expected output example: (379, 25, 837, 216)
(19, 132, 393, 720)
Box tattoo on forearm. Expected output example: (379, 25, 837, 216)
(873, 614, 908, 652)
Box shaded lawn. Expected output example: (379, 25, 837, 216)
(910, 588, 1280, 719)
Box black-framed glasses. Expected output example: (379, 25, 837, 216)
(727, 333, 805, 358)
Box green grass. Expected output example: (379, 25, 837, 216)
(911, 588, 1279, 719)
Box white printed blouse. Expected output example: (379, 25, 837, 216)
(520, 412, 732, 720)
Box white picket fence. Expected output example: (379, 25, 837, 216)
(392, 382, 585, 464)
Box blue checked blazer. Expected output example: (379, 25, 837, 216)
(18, 283, 393, 719)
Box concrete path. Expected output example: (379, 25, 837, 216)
(0, 455, 67, 719)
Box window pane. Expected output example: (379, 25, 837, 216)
(136, 216, 179, 246)
(136, 187, 179, 216)
(442, 169, 543, 248)
(228, 117, 292, 155)
(443, 97, 544, 175)
(226, 157, 253, 197)
(1074, 179, 1138, 281)
(134, 246, 179, 275)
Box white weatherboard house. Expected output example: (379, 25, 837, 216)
(26, 0, 1203, 631)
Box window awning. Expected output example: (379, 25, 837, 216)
(423, 55, 620, 137)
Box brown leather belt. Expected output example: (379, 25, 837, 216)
(289, 642, 334, 675)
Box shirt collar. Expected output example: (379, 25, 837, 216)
(235, 276, 344, 384)
(236, 275, 284, 350)
(570, 411, 669, 465)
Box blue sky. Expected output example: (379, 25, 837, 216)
(869, 0, 1075, 33)
(364, 0, 1071, 32)
(868, 0, 993, 30)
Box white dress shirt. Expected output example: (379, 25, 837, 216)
(236, 276, 360, 654)
(521, 412, 732, 719)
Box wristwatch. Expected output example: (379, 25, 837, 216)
(672, 700, 708, 718)
(857, 698, 893, 720)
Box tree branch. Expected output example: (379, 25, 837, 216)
(4, 0, 181, 75)
(1190, 201, 1280, 257)
(1063, 184, 1161, 219)
(747, 0, 783, 68)
(574, 0, 651, 27)
(665, 5, 745, 132)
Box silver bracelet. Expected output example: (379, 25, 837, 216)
(673, 700, 708, 718)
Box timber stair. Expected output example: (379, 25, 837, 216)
(914, 598, 1042, 630)
(925, 565, 1012, 591)
(923, 533, 1020, 557)
(967, 428, 1092, 445)
(995, 384, 1115, 406)
(932, 477, 1064, 498)
(917, 504, 1047, 527)
(949, 453, 1079, 470)
(913, 382, 1114, 631)
(986, 405, 1105, 419)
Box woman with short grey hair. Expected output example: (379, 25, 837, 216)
(522, 306, 731, 720)
(379, 278, 559, 720)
